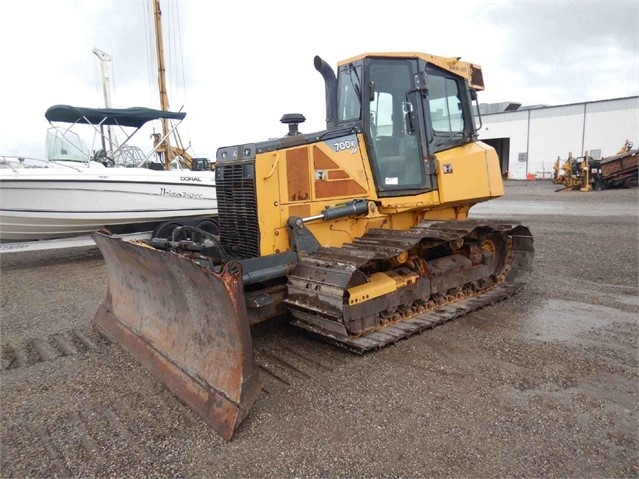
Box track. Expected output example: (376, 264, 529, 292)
(287, 219, 534, 351)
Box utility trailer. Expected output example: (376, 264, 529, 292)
(600, 149, 638, 189)
(0, 231, 153, 254)
(0, 216, 217, 254)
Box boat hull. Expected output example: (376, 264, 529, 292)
(0, 168, 217, 241)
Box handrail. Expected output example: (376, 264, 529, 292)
(0, 155, 93, 173)
(0, 155, 51, 171)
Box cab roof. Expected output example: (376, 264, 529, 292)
(336, 52, 484, 90)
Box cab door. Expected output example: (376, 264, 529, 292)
(364, 58, 436, 196)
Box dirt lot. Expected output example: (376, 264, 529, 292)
(1, 180, 637, 478)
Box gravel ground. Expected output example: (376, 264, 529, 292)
(1, 180, 637, 478)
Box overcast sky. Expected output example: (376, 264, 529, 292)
(1, 0, 637, 161)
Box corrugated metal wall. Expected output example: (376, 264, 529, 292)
(529, 105, 585, 178)
(479, 111, 528, 178)
(477, 96, 639, 179)
(584, 98, 639, 156)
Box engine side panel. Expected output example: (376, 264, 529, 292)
(435, 141, 504, 205)
(245, 133, 506, 257)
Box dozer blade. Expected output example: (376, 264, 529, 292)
(92, 233, 260, 441)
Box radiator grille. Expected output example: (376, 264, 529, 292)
(216, 162, 260, 259)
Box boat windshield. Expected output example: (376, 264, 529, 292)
(46, 128, 90, 163)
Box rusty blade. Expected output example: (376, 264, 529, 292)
(92, 233, 260, 441)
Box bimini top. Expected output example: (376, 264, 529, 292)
(44, 105, 186, 128)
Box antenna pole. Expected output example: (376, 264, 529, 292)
(92, 47, 115, 153)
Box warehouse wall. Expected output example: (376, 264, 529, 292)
(584, 99, 639, 157)
(478, 111, 528, 178)
(529, 105, 585, 177)
(477, 96, 638, 180)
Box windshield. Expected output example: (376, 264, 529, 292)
(45, 128, 90, 162)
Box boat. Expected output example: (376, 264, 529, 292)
(0, 1, 218, 246)
(0, 105, 217, 242)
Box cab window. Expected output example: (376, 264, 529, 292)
(337, 65, 362, 122)
(367, 59, 424, 191)
(427, 75, 464, 133)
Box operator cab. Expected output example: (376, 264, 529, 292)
(335, 56, 478, 197)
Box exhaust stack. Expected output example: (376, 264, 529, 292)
(314, 55, 337, 129)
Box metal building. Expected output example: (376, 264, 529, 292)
(476, 96, 639, 179)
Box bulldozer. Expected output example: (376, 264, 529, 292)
(92, 52, 534, 441)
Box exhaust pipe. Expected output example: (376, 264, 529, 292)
(314, 55, 337, 129)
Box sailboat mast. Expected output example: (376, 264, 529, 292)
(153, 0, 172, 169)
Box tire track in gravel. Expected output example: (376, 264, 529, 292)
(1, 390, 204, 477)
(0, 321, 356, 477)
(1, 328, 103, 370)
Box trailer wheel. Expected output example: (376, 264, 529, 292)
(623, 177, 638, 188)
(191, 219, 219, 243)
(153, 222, 180, 240)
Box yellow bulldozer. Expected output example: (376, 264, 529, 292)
(92, 52, 535, 441)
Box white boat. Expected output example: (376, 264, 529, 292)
(0, 105, 217, 242)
